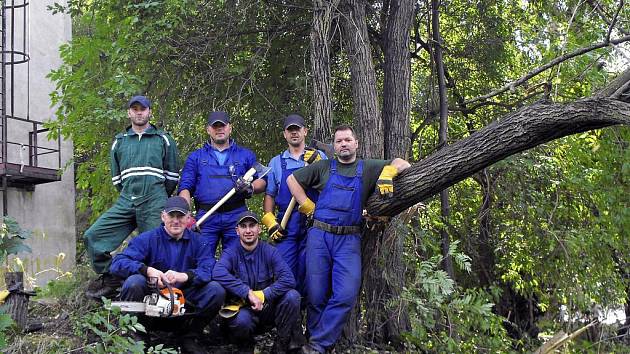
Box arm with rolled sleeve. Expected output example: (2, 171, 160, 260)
(262, 246, 296, 302)
(162, 133, 180, 196)
(110, 233, 151, 278)
(212, 250, 250, 299)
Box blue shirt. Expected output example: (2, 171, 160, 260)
(265, 149, 327, 197)
(212, 241, 295, 303)
(110, 226, 215, 287)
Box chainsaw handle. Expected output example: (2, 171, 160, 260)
(160, 274, 175, 317)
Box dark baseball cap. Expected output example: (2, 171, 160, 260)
(208, 111, 230, 126)
(283, 114, 305, 129)
(163, 196, 190, 215)
(128, 95, 151, 108)
(236, 210, 259, 225)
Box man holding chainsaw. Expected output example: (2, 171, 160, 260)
(178, 111, 266, 255)
(261, 113, 327, 296)
(213, 211, 303, 354)
(110, 196, 225, 352)
(286, 124, 411, 354)
(85, 95, 180, 300)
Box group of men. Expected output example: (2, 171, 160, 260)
(83, 95, 410, 353)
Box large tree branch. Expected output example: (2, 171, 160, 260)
(464, 35, 630, 105)
(366, 97, 630, 216)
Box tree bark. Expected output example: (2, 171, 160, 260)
(310, 0, 337, 141)
(366, 97, 630, 216)
(341, 0, 383, 158)
(359, 0, 415, 346)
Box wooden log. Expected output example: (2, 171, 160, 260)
(4, 272, 29, 330)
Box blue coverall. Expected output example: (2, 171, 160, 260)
(110, 226, 225, 319)
(306, 160, 364, 353)
(178, 140, 258, 254)
(266, 150, 324, 295)
(212, 240, 300, 344)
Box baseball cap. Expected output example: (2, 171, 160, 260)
(236, 210, 259, 225)
(163, 196, 190, 215)
(208, 111, 230, 126)
(283, 114, 305, 129)
(128, 95, 151, 108)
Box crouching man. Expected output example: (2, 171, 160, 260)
(213, 211, 303, 353)
(110, 196, 225, 353)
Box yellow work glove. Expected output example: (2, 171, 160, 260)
(303, 148, 321, 164)
(298, 198, 316, 217)
(376, 165, 399, 197)
(219, 300, 245, 318)
(252, 290, 265, 303)
(261, 212, 287, 242)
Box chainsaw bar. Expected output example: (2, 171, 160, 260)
(109, 301, 146, 312)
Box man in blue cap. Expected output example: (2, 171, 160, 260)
(287, 124, 411, 353)
(261, 113, 326, 297)
(178, 111, 266, 255)
(213, 210, 303, 354)
(110, 196, 225, 353)
(85, 95, 180, 300)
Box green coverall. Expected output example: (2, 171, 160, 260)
(84, 124, 180, 274)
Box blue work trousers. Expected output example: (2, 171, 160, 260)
(225, 289, 301, 343)
(197, 206, 246, 255)
(305, 228, 362, 352)
(274, 211, 307, 296)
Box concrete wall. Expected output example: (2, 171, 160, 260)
(1, 1, 74, 286)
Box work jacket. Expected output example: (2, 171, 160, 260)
(110, 124, 180, 202)
(212, 241, 295, 303)
(110, 226, 215, 287)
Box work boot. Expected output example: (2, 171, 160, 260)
(85, 273, 122, 300)
(272, 336, 291, 354)
(301, 343, 324, 354)
(179, 335, 207, 354)
(236, 340, 255, 354)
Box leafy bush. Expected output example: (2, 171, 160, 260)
(0, 216, 32, 266)
(76, 298, 176, 354)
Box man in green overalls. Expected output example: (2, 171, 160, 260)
(85, 95, 180, 300)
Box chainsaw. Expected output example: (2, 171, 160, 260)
(109, 276, 186, 317)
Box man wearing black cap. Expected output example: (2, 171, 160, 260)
(85, 95, 180, 300)
(178, 111, 266, 256)
(261, 114, 326, 297)
(213, 210, 302, 354)
(110, 196, 225, 353)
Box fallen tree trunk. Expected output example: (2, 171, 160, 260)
(366, 96, 630, 216)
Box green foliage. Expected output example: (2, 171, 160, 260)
(0, 217, 32, 266)
(402, 235, 514, 352)
(78, 298, 176, 354)
(0, 311, 14, 350)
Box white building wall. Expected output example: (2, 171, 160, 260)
(1, 1, 74, 286)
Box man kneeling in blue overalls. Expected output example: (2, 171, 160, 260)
(110, 196, 225, 353)
(287, 124, 411, 353)
(213, 211, 303, 354)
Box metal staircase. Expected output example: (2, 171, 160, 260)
(0, 1, 62, 216)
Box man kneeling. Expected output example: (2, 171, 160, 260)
(213, 211, 303, 353)
(110, 196, 225, 353)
